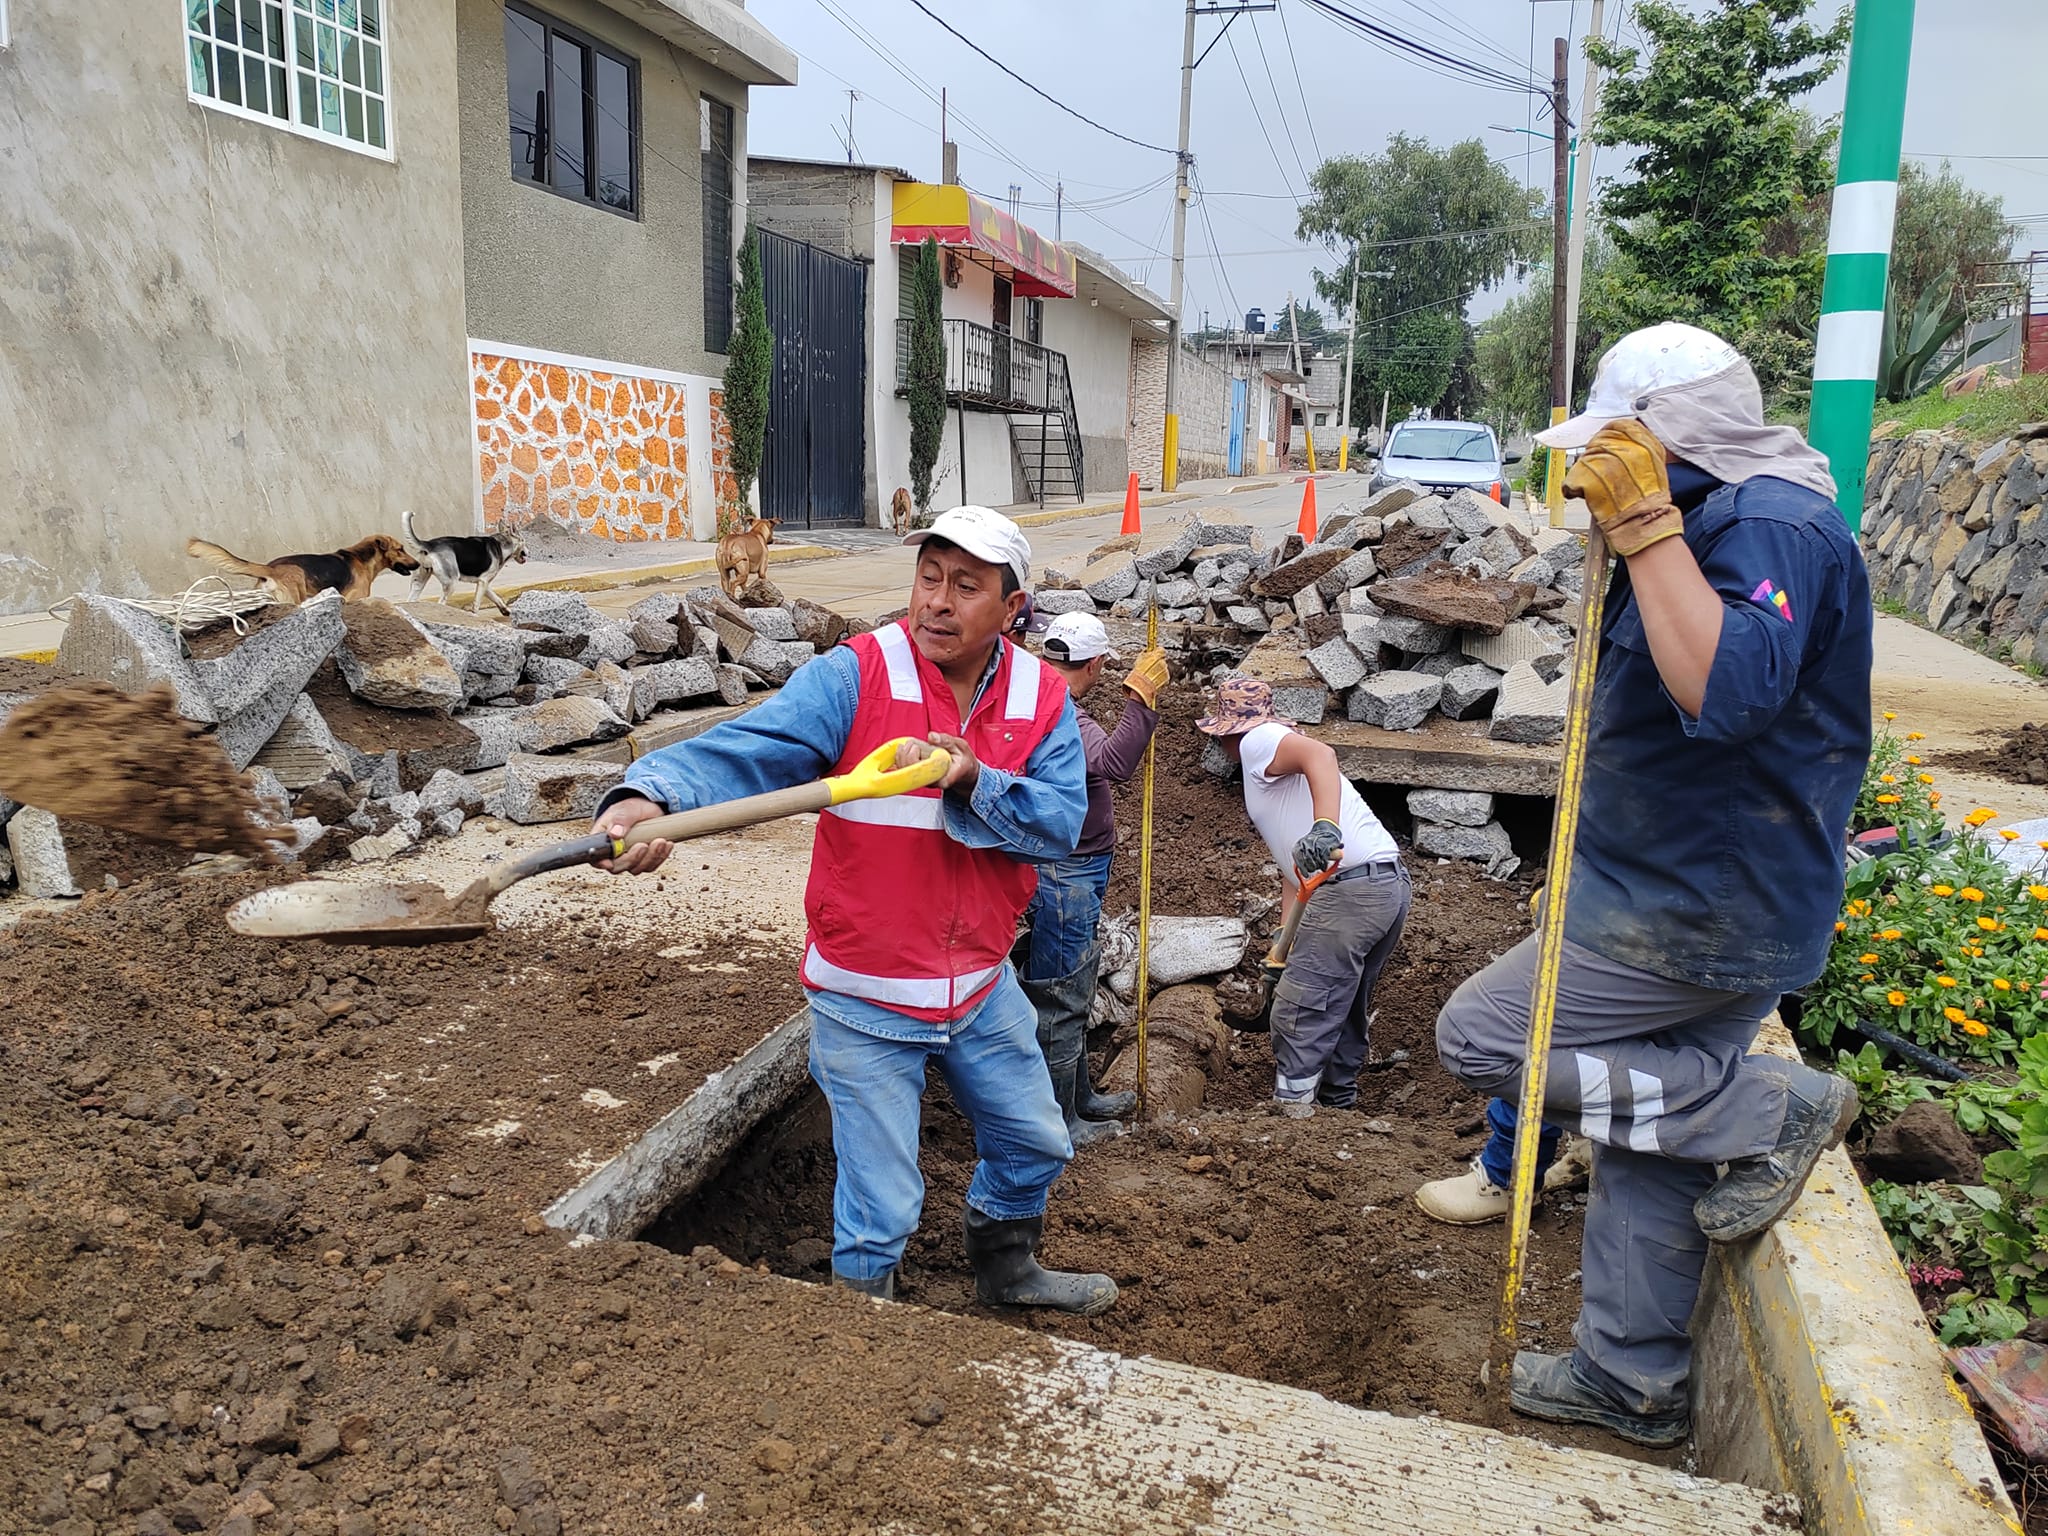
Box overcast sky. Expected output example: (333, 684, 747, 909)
(744, 0, 2047, 332)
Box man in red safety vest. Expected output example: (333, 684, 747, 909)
(592, 507, 1115, 1314)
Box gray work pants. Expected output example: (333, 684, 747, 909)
(1436, 932, 1802, 1412)
(1271, 864, 1411, 1107)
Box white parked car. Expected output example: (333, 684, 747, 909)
(1367, 420, 1521, 502)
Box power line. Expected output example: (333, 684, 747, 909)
(1380, 0, 1527, 73)
(901, 0, 1178, 156)
(1275, 1, 1323, 166)
(1250, 14, 1314, 188)
(1301, 0, 1551, 99)
(1225, 27, 1301, 201)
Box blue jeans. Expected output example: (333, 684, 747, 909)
(1476, 1096, 1562, 1190)
(1024, 853, 1113, 981)
(807, 967, 1073, 1283)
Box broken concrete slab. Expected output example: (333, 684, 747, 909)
(346, 822, 418, 863)
(1413, 650, 1463, 678)
(713, 663, 751, 706)
(420, 621, 525, 703)
(1371, 566, 1531, 636)
(1079, 552, 1141, 604)
(1438, 662, 1504, 721)
(6, 807, 79, 897)
(509, 589, 604, 641)
(1407, 787, 1495, 828)
(1032, 589, 1098, 616)
(1314, 548, 1378, 603)
(192, 592, 346, 719)
(418, 768, 485, 819)
(1291, 584, 1326, 621)
(249, 693, 349, 789)
(626, 592, 681, 625)
(744, 607, 799, 643)
(1305, 637, 1369, 691)
(1463, 620, 1567, 674)
(1225, 605, 1270, 632)
(738, 637, 800, 686)
(1340, 612, 1382, 654)
(1404, 495, 1452, 532)
(335, 600, 463, 713)
(1413, 816, 1518, 876)
(495, 754, 627, 825)
(56, 595, 217, 723)
(1444, 489, 1501, 539)
(578, 620, 638, 668)
(1250, 546, 1352, 600)
(639, 657, 718, 707)
(1152, 577, 1201, 609)
(1489, 661, 1568, 744)
(1359, 483, 1426, 520)
(1350, 670, 1443, 731)
(1302, 611, 1347, 649)
(522, 654, 588, 693)
(1373, 523, 1457, 580)
(1194, 519, 1255, 546)
(788, 598, 850, 651)
(629, 616, 679, 655)
(1133, 519, 1203, 578)
(1374, 614, 1453, 654)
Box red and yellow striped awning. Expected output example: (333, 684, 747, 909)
(890, 182, 1077, 299)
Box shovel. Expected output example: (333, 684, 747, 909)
(1239, 862, 1338, 1032)
(225, 738, 951, 945)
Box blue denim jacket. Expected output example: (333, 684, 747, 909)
(1565, 467, 1873, 993)
(598, 640, 1087, 1041)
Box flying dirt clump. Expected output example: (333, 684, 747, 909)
(0, 681, 289, 857)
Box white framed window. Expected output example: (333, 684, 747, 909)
(184, 0, 392, 159)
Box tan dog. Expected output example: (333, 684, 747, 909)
(186, 534, 418, 604)
(889, 487, 914, 533)
(717, 517, 777, 598)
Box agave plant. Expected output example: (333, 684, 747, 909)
(1878, 267, 1998, 403)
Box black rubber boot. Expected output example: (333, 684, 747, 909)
(1510, 1351, 1689, 1449)
(1024, 950, 1126, 1145)
(962, 1208, 1118, 1316)
(1694, 1069, 1859, 1243)
(1053, 1049, 1123, 1148)
(831, 1269, 895, 1301)
(1074, 1041, 1137, 1122)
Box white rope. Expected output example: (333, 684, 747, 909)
(51, 577, 276, 636)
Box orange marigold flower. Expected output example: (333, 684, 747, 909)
(1847, 898, 1872, 917)
(1933, 884, 1956, 896)
(1978, 916, 2004, 932)
(1883, 711, 1898, 721)
(1834, 920, 1847, 932)
(1859, 972, 1874, 981)
(1963, 1020, 1990, 1037)
(1879, 773, 1897, 784)
(1960, 888, 1986, 902)
(1937, 975, 1959, 987)
(1945, 1006, 1968, 1024)
(1965, 808, 1998, 828)
(2031, 886, 2048, 902)
(2002, 829, 2022, 841)
(1887, 990, 1907, 1007)
(1879, 928, 1903, 941)
(1994, 978, 2012, 992)
(2035, 926, 2048, 941)
(1918, 773, 1936, 784)
(1858, 952, 1880, 964)
(1906, 756, 1923, 765)
(1906, 732, 1925, 741)
(1875, 794, 1901, 805)
(1930, 791, 1943, 803)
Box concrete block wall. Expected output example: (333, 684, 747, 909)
(1129, 342, 1232, 489)
(1861, 423, 2048, 663)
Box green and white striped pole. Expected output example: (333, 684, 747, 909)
(1808, 0, 1914, 533)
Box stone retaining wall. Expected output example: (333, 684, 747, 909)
(1860, 421, 2048, 663)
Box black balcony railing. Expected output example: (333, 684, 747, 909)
(896, 316, 1067, 412)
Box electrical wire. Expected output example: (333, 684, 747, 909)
(1250, 14, 1314, 188)
(1301, 0, 1550, 99)
(1276, 0, 1323, 165)
(1225, 27, 1301, 202)
(900, 0, 1177, 156)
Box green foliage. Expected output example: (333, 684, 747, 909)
(907, 237, 947, 520)
(1873, 372, 2048, 440)
(1891, 160, 2019, 325)
(721, 226, 775, 524)
(1297, 134, 1544, 419)
(1833, 1041, 1934, 1122)
(1474, 233, 1622, 432)
(1877, 267, 1998, 404)
(1585, 1, 1847, 403)
(1848, 723, 1945, 843)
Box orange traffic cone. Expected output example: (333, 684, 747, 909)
(1296, 478, 1318, 542)
(1489, 482, 1504, 503)
(1120, 473, 1142, 535)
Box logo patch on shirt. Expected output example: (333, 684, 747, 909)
(1750, 579, 1794, 624)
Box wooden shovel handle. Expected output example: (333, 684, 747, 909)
(626, 781, 834, 844)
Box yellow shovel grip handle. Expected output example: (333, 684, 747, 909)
(826, 737, 952, 804)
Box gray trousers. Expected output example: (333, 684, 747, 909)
(1272, 865, 1411, 1107)
(1436, 932, 1798, 1412)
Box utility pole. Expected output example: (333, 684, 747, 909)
(1162, 1, 1276, 493)
(1560, 0, 1605, 409)
(1287, 293, 1315, 472)
(1055, 181, 1063, 242)
(845, 89, 859, 164)
(1338, 254, 1394, 473)
(1810, 0, 1915, 531)
(1543, 36, 1571, 526)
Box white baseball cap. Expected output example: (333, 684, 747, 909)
(1535, 322, 1743, 450)
(902, 505, 1031, 592)
(1042, 611, 1118, 663)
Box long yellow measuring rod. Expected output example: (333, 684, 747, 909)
(1132, 602, 1160, 1120)
(1493, 519, 1611, 1382)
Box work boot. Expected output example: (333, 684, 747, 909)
(1694, 1071, 1859, 1243)
(832, 1269, 895, 1302)
(1073, 1044, 1137, 1122)
(962, 1208, 1117, 1316)
(1415, 1157, 1520, 1225)
(1025, 952, 1127, 1146)
(1509, 1351, 1690, 1449)
(1052, 1053, 1123, 1148)
(1270, 1097, 1315, 1120)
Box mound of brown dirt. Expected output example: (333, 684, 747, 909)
(1939, 721, 2048, 785)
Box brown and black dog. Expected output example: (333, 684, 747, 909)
(716, 517, 777, 598)
(186, 534, 419, 604)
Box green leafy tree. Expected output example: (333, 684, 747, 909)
(1475, 232, 1624, 431)
(907, 236, 948, 521)
(1890, 160, 2017, 320)
(721, 226, 775, 530)
(1586, 0, 1850, 387)
(1297, 134, 1544, 418)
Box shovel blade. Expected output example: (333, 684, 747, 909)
(227, 880, 491, 945)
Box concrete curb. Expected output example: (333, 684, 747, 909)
(1693, 1017, 2020, 1534)
(496, 542, 846, 597)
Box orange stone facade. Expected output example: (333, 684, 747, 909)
(472, 349, 698, 541)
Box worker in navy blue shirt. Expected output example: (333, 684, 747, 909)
(1415, 323, 1873, 1448)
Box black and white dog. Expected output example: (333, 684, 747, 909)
(402, 511, 528, 615)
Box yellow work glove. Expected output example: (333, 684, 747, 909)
(1563, 420, 1683, 558)
(1124, 647, 1169, 708)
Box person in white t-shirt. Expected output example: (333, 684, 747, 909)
(1195, 675, 1411, 1116)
